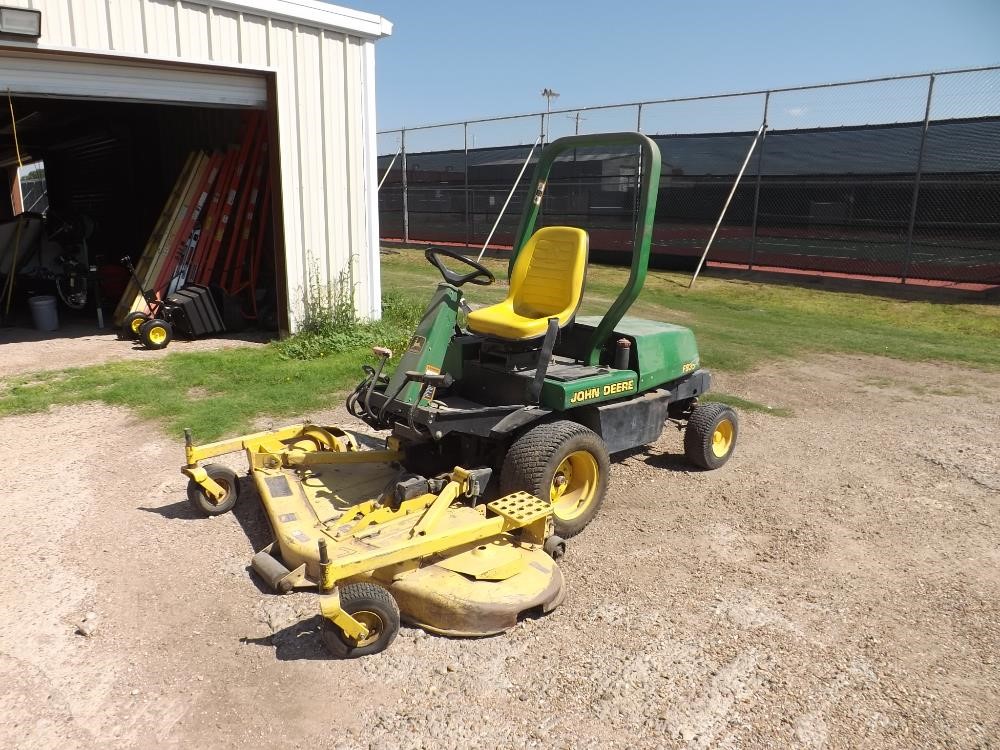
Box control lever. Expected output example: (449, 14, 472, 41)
(404, 371, 454, 388)
(364, 346, 394, 417)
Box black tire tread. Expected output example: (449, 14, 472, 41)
(139, 318, 173, 350)
(186, 463, 239, 515)
(500, 420, 609, 538)
(684, 402, 738, 470)
(323, 582, 400, 659)
(122, 312, 148, 340)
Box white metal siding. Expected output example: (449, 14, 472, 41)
(1, 0, 388, 324)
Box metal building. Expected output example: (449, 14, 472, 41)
(0, 0, 392, 330)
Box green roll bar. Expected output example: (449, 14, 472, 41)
(507, 132, 662, 366)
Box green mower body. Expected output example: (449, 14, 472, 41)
(349, 132, 738, 537)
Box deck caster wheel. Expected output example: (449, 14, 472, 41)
(321, 583, 400, 659)
(543, 535, 566, 560)
(501, 420, 609, 539)
(121, 312, 148, 340)
(186, 463, 240, 516)
(139, 318, 173, 350)
(684, 402, 738, 470)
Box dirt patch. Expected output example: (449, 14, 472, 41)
(0, 321, 270, 379)
(1, 355, 997, 749)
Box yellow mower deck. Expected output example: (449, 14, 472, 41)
(182, 424, 565, 652)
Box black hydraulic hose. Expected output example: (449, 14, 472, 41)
(377, 377, 412, 427)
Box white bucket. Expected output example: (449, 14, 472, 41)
(28, 295, 59, 332)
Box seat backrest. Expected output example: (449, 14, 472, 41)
(509, 226, 588, 320)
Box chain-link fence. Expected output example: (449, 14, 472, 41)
(377, 66, 1000, 285)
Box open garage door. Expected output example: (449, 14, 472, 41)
(0, 48, 267, 107)
(0, 47, 282, 344)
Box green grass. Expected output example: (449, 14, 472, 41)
(0, 346, 371, 440)
(1, 249, 995, 438)
(0, 291, 423, 440)
(702, 393, 793, 418)
(381, 249, 1000, 373)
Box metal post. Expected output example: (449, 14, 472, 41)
(464, 122, 470, 248)
(689, 123, 765, 288)
(400, 128, 409, 244)
(634, 104, 644, 235)
(539, 114, 546, 226)
(376, 146, 401, 191)
(477, 135, 542, 262)
(748, 91, 770, 270)
(902, 75, 935, 284)
(540, 113, 546, 145)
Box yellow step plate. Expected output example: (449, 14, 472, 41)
(487, 491, 551, 526)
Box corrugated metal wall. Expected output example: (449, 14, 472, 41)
(4, 0, 385, 325)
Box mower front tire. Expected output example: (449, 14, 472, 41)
(501, 420, 609, 539)
(139, 318, 173, 350)
(186, 463, 240, 516)
(122, 312, 148, 340)
(684, 402, 738, 470)
(322, 582, 401, 658)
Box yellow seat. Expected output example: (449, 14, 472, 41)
(467, 226, 588, 341)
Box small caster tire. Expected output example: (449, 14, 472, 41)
(321, 582, 400, 658)
(186, 463, 240, 516)
(544, 535, 567, 560)
(122, 312, 148, 340)
(139, 318, 173, 350)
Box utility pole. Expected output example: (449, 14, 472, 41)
(541, 88, 559, 142)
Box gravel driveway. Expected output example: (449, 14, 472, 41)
(1, 354, 997, 749)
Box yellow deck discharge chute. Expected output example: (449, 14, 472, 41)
(467, 226, 588, 340)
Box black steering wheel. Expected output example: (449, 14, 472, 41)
(424, 246, 495, 287)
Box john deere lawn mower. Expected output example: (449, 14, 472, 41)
(181, 132, 737, 657)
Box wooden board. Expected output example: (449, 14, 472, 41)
(113, 153, 197, 325)
(161, 151, 225, 295)
(125, 152, 210, 317)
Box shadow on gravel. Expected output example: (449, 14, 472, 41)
(614, 445, 694, 473)
(230, 475, 273, 550)
(138, 499, 203, 520)
(241, 616, 330, 661)
(641, 451, 698, 472)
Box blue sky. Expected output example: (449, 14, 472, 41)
(346, 0, 1000, 150)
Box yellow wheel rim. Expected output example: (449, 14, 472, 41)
(130, 317, 144, 334)
(550, 450, 599, 521)
(147, 326, 167, 345)
(351, 610, 383, 648)
(209, 476, 231, 504)
(711, 418, 734, 458)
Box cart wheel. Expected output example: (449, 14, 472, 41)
(139, 318, 173, 350)
(122, 312, 148, 340)
(321, 583, 400, 659)
(186, 463, 240, 516)
(500, 420, 610, 539)
(684, 402, 739, 470)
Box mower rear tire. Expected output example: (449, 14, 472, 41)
(322, 582, 400, 658)
(500, 420, 609, 539)
(186, 463, 240, 516)
(139, 318, 173, 350)
(122, 312, 148, 340)
(684, 402, 738, 470)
